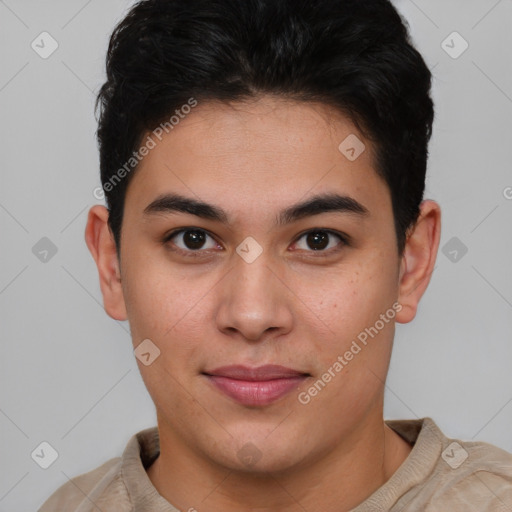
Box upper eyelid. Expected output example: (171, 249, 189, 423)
(165, 227, 219, 244)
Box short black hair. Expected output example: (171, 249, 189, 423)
(95, 0, 434, 259)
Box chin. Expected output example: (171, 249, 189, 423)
(204, 435, 311, 475)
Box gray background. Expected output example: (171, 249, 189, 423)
(1, 0, 511, 510)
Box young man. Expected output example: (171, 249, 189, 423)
(39, 0, 512, 510)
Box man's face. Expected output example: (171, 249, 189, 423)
(118, 96, 403, 472)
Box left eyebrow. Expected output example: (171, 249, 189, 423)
(277, 192, 369, 225)
(142, 192, 370, 225)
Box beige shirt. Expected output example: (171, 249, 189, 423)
(38, 417, 512, 511)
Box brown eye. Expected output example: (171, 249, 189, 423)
(294, 229, 347, 253)
(306, 231, 329, 250)
(164, 228, 219, 254)
(180, 230, 207, 250)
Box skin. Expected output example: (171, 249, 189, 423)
(85, 95, 441, 512)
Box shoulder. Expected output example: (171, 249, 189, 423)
(434, 439, 512, 509)
(37, 427, 160, 512)
(386, 418, 512, 511)
(417, 431, 512, 510)
(37, 456, 131, 512)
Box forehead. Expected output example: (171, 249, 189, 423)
(124, 96, 390, 224)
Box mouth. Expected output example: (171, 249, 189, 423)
(202, 364, 310, 407)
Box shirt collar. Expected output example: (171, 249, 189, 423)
(119, 418, 443, 511)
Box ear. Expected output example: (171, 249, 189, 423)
(84, 205, 128, 321)
(395, 199, 441, 324)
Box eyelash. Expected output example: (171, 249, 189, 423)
(162, 227, 349, 258)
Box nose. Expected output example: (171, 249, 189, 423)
(214, 251, 294, 342)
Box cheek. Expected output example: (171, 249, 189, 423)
(297, 256, 398, 364)
(121, 246, 192, 325)
(122, 254, 213, 369)
(121, 268, 175, 354)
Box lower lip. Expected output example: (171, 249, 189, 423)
(205, 375, 308, 406)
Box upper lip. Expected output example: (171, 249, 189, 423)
(203, 364, 308, 381)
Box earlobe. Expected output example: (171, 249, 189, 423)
(84, 205, 128, 321)
(396, 200, 441, 324)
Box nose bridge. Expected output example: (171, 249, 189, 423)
(233, 233, 275, 288)
(215, 243, 292, 340)
(231, 245, 279, 312)
(234, 248, 275, 297)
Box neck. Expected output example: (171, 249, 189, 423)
(146, 413, 412, 512)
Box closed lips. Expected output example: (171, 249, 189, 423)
(203, 364, 310, 380)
